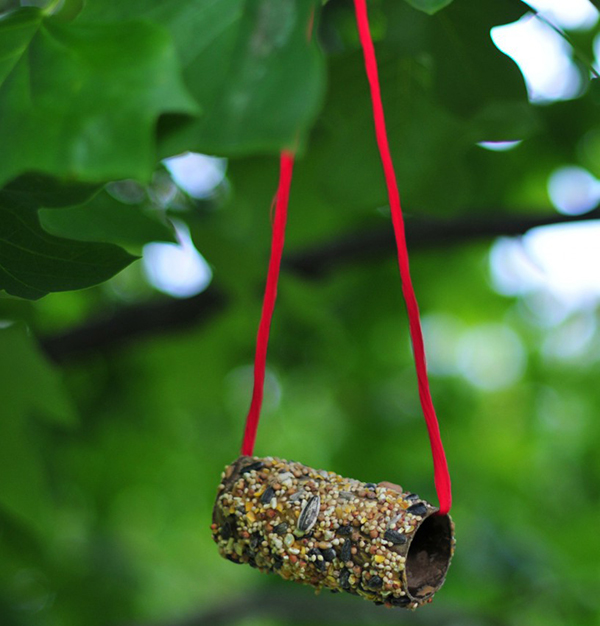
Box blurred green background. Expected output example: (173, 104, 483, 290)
(1, 0, 600, 625)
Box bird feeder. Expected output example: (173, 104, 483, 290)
(213, 0, 455, 609)
(212, 456, 454, 609)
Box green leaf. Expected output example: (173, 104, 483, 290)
(0, 185, 137, 300)
(0, 324, 76, 535)
(79, 0, 326, 156)
(470, 101, 540, 143)
(385, 0, 531, 133)
(403, 0, 454, 15)
(0, 8, 199, 187)
(39, 191, 176, 249)
(1, 173, 101, 208)
(0, 324, 77, 426)
(432, 2, 529, 120)
(294, 52, 471, 214)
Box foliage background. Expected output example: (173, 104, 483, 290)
(0, 0, 599, 625)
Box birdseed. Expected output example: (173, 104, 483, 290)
(212, 455, 455, 609)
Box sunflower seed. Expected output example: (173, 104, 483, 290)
(308, 547, 326, 570)
(384, 529, 407, 545)
(341, 538, 352, 562)
(339, 569, 351, 589)
(289, 490, 305, 503)
(322, 548, 336, 562)
(307, 548, 321, 561)
(297, 494, 320, 534)
(407, 503, 428, 516)
(220, 515, 236, 540)
(272, 555, 283, 570)
(260, 486, 275, 505)
(241, 461, 264, 474)
(249, 532, 261, 550)
(368, 575, 383, 588)
(273, 522, 288, 535)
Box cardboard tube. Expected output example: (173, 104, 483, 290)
(212, 456, 455, 609)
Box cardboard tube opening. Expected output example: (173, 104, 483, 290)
(406, 514, 453, 598)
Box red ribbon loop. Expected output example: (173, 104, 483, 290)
(241, 1, 452, 516)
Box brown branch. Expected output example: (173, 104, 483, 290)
(40, 288, 227, 363)
(40, 209, 600, 363)
(284, 209, 600, 277)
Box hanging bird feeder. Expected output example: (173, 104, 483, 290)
(212, 0, 455, 609)
(213, 456, 454, 609)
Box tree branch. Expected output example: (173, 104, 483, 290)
(41, 288, 227, 363)
(284, 209, 600, 277)
(40, 209, 600, 363)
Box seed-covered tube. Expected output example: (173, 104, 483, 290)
(212, 456, 455, 609)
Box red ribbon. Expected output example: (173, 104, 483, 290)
(241, 152, 294, 459)
(241, 0, 452, 515)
